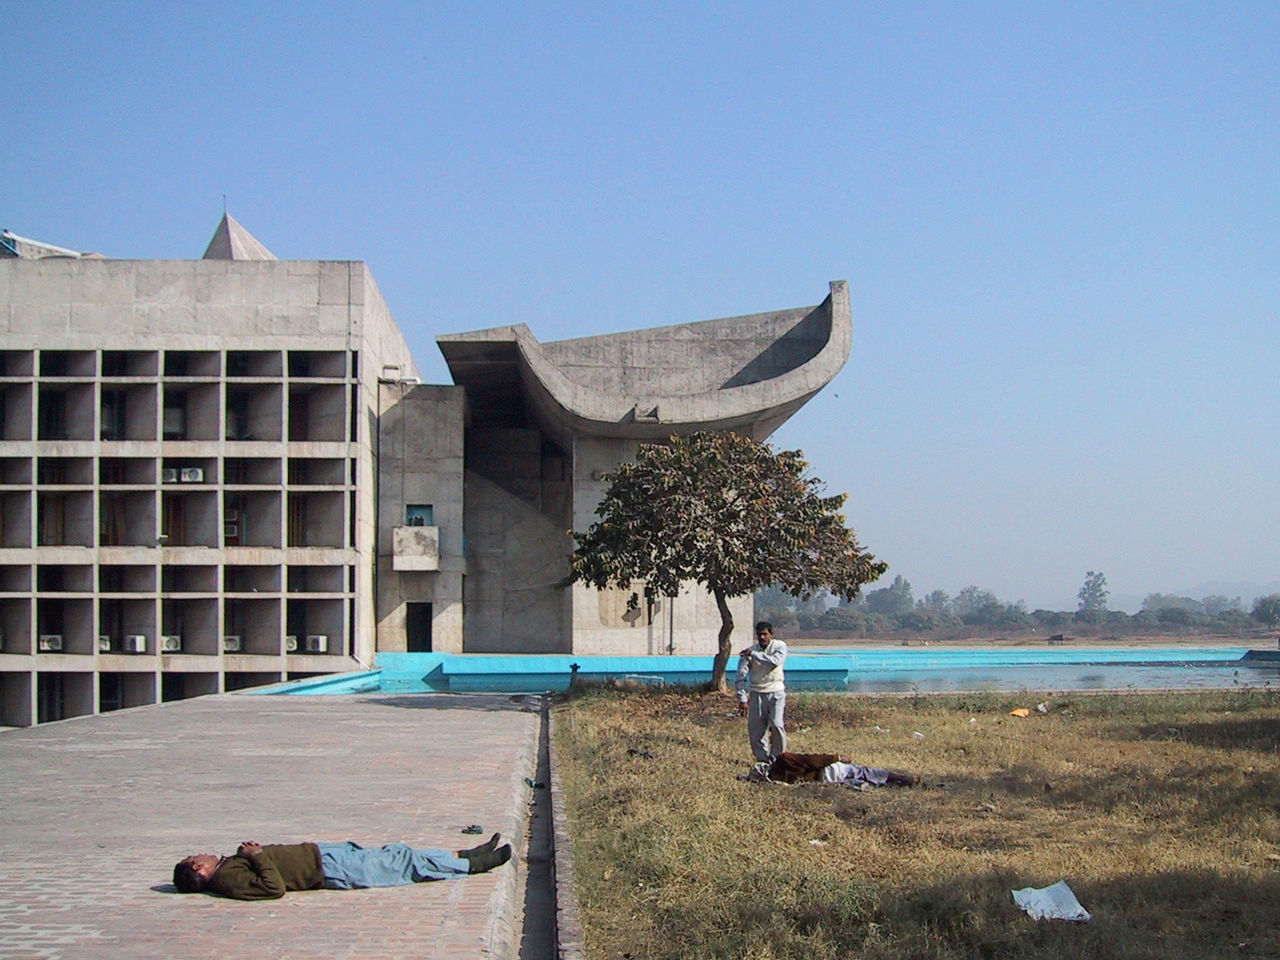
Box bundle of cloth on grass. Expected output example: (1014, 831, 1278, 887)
(744, 752, 920, 788)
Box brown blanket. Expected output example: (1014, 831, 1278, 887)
(767, 752, 841, 783)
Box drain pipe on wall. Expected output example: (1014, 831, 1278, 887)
(668, 590, 675, 654)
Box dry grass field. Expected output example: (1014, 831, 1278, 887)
(553, 686, 1280, 959)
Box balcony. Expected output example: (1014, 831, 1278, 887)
(392, 525, 439, 571)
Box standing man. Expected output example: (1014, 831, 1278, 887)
(736, 621, 788, 762)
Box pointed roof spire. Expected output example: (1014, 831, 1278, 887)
(202, 212, 277, 260)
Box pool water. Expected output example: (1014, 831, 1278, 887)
(261, 647, 1279, 696)
(842, 658, 1274, 693)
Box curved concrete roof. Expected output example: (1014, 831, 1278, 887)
(438, 281, 850, 446)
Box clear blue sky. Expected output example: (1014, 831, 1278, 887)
(7, 2, 1277, 610)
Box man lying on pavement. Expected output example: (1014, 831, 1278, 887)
(173, 833, 512, 899)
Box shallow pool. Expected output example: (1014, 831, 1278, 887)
(260, 647, 1279, 696)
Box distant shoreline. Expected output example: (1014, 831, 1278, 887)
(791, 631, 1274, 650)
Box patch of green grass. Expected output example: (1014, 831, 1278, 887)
(554, 688, 1280, 960)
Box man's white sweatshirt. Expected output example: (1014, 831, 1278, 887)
(735, 639, 788, 702)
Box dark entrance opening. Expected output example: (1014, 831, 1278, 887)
(406, 602, 433, 652)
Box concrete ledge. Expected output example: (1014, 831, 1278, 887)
(1241, 649, 1280, 662)
(482, 694, 542, 960)
(549, 707, 587, 960)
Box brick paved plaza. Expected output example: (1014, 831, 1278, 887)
(0, 692, 542, 959)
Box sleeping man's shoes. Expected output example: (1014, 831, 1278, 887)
(457, 832, 501, 859)
(466, 843, 513, 874)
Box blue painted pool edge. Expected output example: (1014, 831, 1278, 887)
(250, 648, 1258, 696)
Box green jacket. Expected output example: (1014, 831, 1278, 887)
(205, 843, 325, 900)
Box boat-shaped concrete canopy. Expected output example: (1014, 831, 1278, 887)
(437, 280, 850, 447)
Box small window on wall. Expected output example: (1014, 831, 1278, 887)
(406, 505, 433, 527)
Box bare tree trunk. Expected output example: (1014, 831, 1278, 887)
(709, 587, 735, 693)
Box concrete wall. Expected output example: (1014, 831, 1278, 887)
(462, 472, 571, 653)
(1, 259, 376, 345)
(541, 303, 825, 397)
(374, 383, 466, 653)
(0, 257, 416, 721)
(355, 266, 418, 664)
(567, 435, 753, 656)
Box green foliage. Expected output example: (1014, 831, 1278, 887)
(1157, 606, 1208, 626)
(570, 431, 886, 685)
(1142, 592, 1202, 612)
(571, 432, 885, 600)
(1077, 569, 1109, 611)
(758, 574, 1274, 641)
(1252, 594, 1280, 626)
(755, 583, 798, 613)
(1203, 594, 1245, 616)
(950, 585, 999, 619)
(918, 589, 951, 613)
(891, 609, 960, 631)
(817, 606, 891, 635)
(864, 574, 914, 615)
(1031, 608, 1072, 627)
(1216, 608, 1254, 628)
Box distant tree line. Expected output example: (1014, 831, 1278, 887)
(756, 571, 1280, 637)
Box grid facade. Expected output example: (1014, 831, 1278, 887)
(0, 256, 417, 726)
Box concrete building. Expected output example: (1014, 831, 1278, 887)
(0, 218, 848, 726)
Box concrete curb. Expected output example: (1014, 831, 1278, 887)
(548, 705, 587, 960)
(485, 696, 543, 959)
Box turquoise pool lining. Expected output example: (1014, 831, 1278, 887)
(255, 648, 1260, 696)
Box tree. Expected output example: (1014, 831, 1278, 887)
(568, 431, 887, 690)
(1142, 593, 1201, 613)
(864, 575, 914, 616)
(794, 588, 833, 617)
(1202, 594, 1243, 616)
(754, 583, 797, 614)
(952, 586, 999, 620)
(1077, 571, 1109, 612)
(1252, 594, 1280, 627)
(918, 589, 951, 613)
(1032, 608, 1071, 627)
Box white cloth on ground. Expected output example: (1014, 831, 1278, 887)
(820, 761, 891, 787)
(1011, 880, 1092, 922)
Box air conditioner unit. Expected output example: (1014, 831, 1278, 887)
(159, 635, 182, 652)
(179, 467, 203, 482)
(98, 635, 112, 653)
(161, 468, 180, 483)
(38, 634, 64, 652)
(304, 634, 328, 653)
(284, 635, 299, 653)
(222, 635, 242, 652)
(123, 634, 147, 654)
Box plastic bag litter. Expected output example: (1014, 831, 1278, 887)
(1009, 707, 1031, 718)
(1012, 880, 1092, 922)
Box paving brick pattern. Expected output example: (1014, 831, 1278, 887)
(0, 692, 541, 959)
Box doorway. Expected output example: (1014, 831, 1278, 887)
(406, 602, 432, 652)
